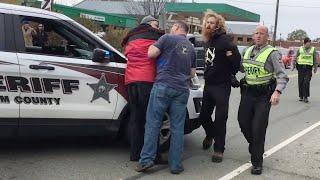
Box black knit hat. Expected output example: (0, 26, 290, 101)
(140, 15, 158, 24)
(304, 37, 311, 44)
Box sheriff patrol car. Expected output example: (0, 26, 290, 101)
(0, 3, 203, 146)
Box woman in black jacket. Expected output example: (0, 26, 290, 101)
(200, 10, 241, 162)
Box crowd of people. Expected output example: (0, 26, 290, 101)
(122, 9, 319, 175)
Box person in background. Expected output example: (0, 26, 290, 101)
(292, 37, 318, 103)
(33, 23, 48, 47)
(21, 21, 36, 46)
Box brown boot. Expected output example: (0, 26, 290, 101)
(211, 152, 223, 163)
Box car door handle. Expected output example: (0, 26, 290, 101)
(29, 65, 55, 70)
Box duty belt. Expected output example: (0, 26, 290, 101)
(240, 78, 276, 96)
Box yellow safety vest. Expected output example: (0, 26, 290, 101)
(297, 46, 315, 66)
(243, 45, 276, 85)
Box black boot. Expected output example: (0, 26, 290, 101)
(202, 136, 213, 150)
(251, 166, 263, 175)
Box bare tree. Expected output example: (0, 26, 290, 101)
(125, 0, 177, 18)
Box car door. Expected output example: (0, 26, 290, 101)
(0, 13, 20, 136)
(13, 15, 119, 127)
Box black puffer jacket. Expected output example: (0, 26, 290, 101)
(204, 29, 241, 85)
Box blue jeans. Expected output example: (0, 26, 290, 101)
(139, 84, 189, 171)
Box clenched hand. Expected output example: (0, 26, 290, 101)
(270, 91, 281, 106)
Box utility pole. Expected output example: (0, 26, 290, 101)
(190, 0, 195, 33)
(272, 0, 280, 46)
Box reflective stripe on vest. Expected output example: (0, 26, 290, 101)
(243, 45, 275, 85)
(297, 46, 315, 66)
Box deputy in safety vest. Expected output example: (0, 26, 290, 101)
(293, 37, 318, 103)
(238, 25, 289, 175)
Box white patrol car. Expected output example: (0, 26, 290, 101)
(0, 3, 202, 147)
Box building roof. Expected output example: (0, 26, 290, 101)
(165, 3, 260, 22)
(75, 1, 260, 22)
(30, 1, 138, 28)
(75, 1, 144, 15)
(226, 22, 258, 35)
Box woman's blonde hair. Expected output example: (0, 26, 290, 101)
(201, 9, 227, 41)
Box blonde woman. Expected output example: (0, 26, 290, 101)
(200, 10, 241, 162)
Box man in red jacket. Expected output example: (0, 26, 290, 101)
(122, 15, 164, 161)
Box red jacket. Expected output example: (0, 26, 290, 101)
(124, 39, 156, 85)
(122, 24, 164, 85)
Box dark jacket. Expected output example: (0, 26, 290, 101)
(33, 30, 48, 47)
(204, 29, 241, 85)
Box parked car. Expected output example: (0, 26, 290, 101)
(0, 3, 203, 149)
(187, 34, 205, 75)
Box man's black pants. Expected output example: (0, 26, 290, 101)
(127, 82, 153, 161)
(200, 83, 231, 153)
(298, 67, 312, 99)
(238, 88, 272, 167)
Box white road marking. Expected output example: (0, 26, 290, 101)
(219, 120, 320, 180)
(288, 74, 298, 78)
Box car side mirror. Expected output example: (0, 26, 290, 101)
(92, 48, 112, 63)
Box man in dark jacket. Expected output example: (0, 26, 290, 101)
(200, 10, 241, 163)
(122, 15, 164, 161)
(33, 23, 48, 47)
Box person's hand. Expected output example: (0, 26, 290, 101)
(313, 68, 317, 74)
(230, 75, 240, 88)
(270, 90, 281, 106)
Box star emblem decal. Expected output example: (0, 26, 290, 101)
(87, 73, 118, 103)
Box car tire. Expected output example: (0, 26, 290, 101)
(123, 111, 172, 152)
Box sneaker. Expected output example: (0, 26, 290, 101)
(299, 97, 303, 101)
(202, 136, 213, 150)
(211, 152, 223, 163)
(135, 162, 154, 172)
(251, 166, 263, 175)
(304, 97, 309, 103)
(170, 167, 184, 174)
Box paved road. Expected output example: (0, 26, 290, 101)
(0, 70, 320, 180)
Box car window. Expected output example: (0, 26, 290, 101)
(18, 16, 97, 60)
(0, 14, 4, 51)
